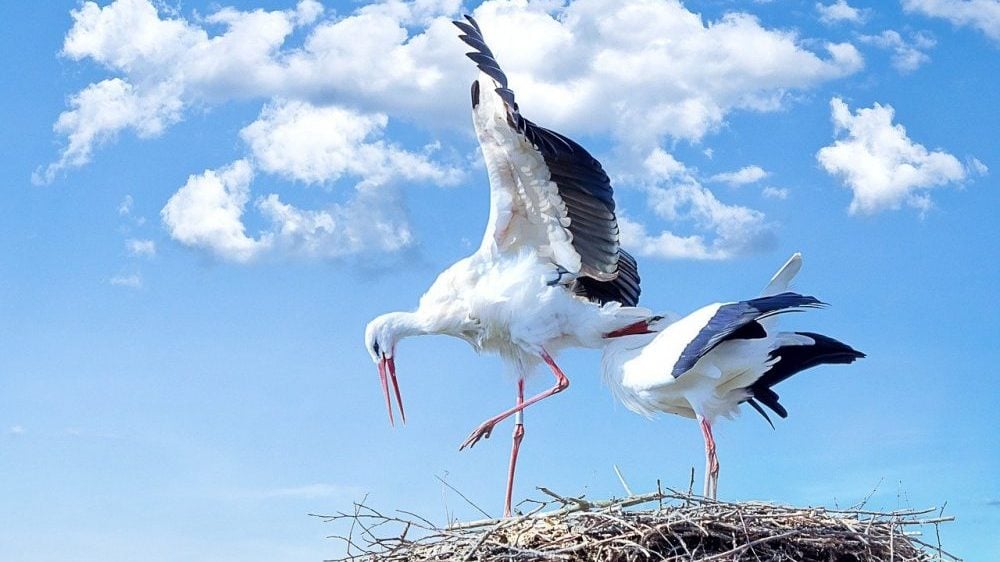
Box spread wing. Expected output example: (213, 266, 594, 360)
(454, 15, 624, 283)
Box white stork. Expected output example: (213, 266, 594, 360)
(600, 254, 865, 498)
(364, 15, 654, 517)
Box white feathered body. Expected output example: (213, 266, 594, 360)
(602, 308, 816, 421)
(417, 248, 649, 375)
(601, 253, 813, 422)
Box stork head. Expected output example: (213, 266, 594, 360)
(364, 313, 409, 426)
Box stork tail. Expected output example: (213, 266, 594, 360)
(748, 331, 865, 421)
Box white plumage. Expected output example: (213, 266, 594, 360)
(601, 254, 864, 498)
(364, 15, 650, 517)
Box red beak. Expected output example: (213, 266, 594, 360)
(377, 355, 406, 426)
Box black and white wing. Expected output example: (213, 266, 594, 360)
(573, 249, 641, 307)
(670, 292, 825, 378)
(454, 15, 630, 289)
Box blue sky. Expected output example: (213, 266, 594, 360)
(1, 0, 997, 560)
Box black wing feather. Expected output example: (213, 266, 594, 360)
(745, 331, 865, 420)
(453, 15, 622, 282)
(574, 249, 642, 306)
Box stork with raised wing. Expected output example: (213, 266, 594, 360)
(364, 15, 653, 517)
(601, 254, 864, 498)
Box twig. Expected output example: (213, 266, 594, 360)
(435, 474, 493, 519)
(613, 464, 635, 497)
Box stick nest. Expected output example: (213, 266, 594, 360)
(315, 487, 958, 562)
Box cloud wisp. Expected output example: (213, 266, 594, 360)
(709, 165, 770, 186)
(902, 0, 1000, 43)
(860, 30, 936, 73)
(619, 149, 776, 260)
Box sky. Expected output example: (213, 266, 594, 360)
(0, 0, 997, 560)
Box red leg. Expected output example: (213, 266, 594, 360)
(503, 379, 526, 518)
(699, 417, 720, 499)
(459, 350, 569, 450)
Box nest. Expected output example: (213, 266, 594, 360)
(314, 486, 958, 561)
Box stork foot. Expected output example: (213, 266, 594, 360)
(459, 420, 497, 450)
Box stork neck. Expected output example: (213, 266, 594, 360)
(381, 310, 439, 340)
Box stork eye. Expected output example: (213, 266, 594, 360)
(372, 341, 380, 356)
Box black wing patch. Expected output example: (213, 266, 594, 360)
(573, 249, 641, 306)
(672, 292, 825, 378)
(746, 331, 865, 420)
(453, 15, 621, 281)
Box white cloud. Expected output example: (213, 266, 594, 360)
(7, 425, 25, 435)
(470, 1, 863, 147)
(860, 30, 936, 73)
(619, 149, 775, 260)
(159, 101, 457, 262)
(762, 186, 791, 199)
(709, 165, 769, 186)
(816, 0, 868, 25)
(161, 157, 417, 262)
(126, 238, 156, 257)
(240, 100, 461, 187)
(902, 0, 1000, 43)
(257, 192, 414, 258)
(45, 0, 870, 262)
(118, 194, 134, 216)
(109, 273, 142, 288)
(816, 97, 973, 215)
(33, 78, 183, 184)
(969, 157, 989, 175)
(40, 0, 864, 181)
(161, 160, 269, 262)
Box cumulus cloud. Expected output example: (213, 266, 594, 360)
(161, 159, 417, 262)
(161, 160, 268, 261)
(35, 0, 467, 183)
(474, 1, 862, 147)
(240, 100, 461, 187)
(709, 165, 769, 186)
(40, 0, 863, 181)
(816, 97, 975, 214)
(33, 78, 183, 184)
(860, 30, 936, 73)
(44, 0, 869, 262)
(902, 0, 1000, 43)
(159, 100, 461, 262)
(816, 0, 868, 25)
(619, 149, 775, 260)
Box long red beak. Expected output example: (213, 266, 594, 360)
(377, 355, 406, 426)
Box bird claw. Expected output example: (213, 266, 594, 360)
(459, 421, 496, 450)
